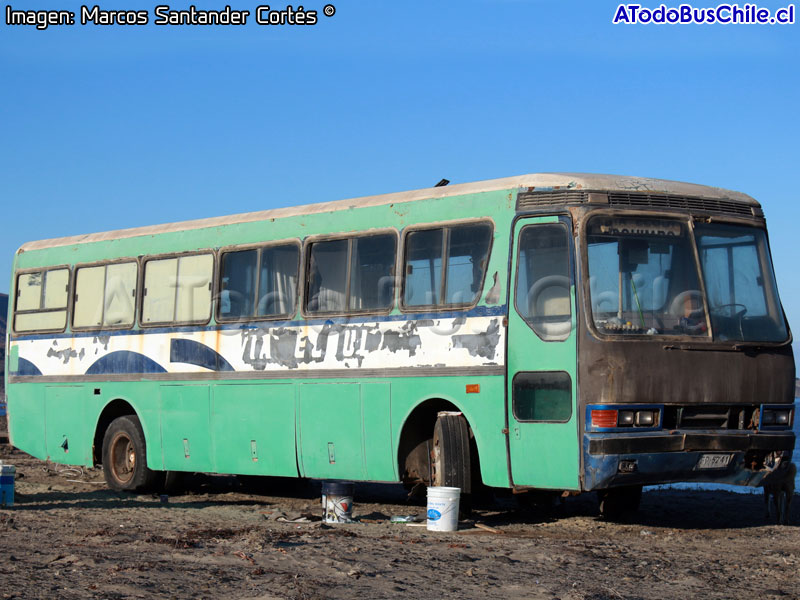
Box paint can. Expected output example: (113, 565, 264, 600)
(426, 486, 460, 531)
(321, 481, 354, 523)
(0, 464, 15, 507)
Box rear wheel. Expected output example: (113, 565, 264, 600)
(102, 415, 159, 492)
(597, 485, 642, 520)
(431, 412, 472, 515)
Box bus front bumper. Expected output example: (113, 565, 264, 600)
(583, 431, 795, 490)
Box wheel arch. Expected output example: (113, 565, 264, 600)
(396, 396, 482, 487)
(92, 398, 141, 466)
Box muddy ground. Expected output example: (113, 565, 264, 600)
(0, 438, 798, 600)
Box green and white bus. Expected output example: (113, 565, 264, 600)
(5, 173, 796, 515)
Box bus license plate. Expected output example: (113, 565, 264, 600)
(697, 454, 732, 469)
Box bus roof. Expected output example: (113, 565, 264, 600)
(19, 173, 758, 252)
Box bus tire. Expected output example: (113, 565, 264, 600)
(102, 415, 159, 492)
(432, 413, 472, 514)
(598, 485, 642, 520)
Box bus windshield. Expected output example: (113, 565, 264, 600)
(695, 223, 788, 343)
(587, 217, 707, 337)
(586, 216, 788, 343)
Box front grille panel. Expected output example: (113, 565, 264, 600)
(661, 405, 758, 430)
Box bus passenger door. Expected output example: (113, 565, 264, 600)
(507, 216, 580, 490)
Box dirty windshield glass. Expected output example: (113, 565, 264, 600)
(586, 217, 708, 337)
(695, 224, 788, 343)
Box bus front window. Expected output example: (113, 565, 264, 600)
(586, 217, 709, 337)
(695, 224, 788, 343)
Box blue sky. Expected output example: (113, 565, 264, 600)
(1, 0, 798, 362)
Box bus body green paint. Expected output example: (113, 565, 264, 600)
(5, 174, 793, 496)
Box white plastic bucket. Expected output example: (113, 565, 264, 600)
(426, 486, 460, 531)
(0, 464, 15, 507)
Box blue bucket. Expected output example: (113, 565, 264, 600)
(0, 464, 15, 507)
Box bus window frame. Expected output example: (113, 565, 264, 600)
(512, 370, 573, 424)
(399, 218, 495, 314)
(512, 218, 574, 343)
(692, 218, 791, 345)
(71, 257, 140, 332)
(216, 239, 302, 324)
(139, 249, 217, 328)
(580, 209, 711, 343)
(300, 228, 399, 319)
(12, 264, 73, 335)
(579, 209, 791, 347)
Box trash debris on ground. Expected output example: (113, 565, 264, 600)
(473, 523, 502, 534)
(390, 514, 424, 523)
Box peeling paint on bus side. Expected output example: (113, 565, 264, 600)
(9, 314, 506, 378)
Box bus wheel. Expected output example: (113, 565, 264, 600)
(597, 485, 642, 520)
(431, 413, 472, 514)
(102, 415, 158, 492)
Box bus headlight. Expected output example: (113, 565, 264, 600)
(635, 410, 656, 426)
(587, 405, 662, 430)
(760, 406, 793, 429)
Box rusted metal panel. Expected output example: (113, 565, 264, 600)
(577, 333, 795, 407)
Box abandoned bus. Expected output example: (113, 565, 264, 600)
(4, 173, 795, 516)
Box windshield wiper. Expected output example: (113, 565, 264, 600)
(663, 344, 742, 352)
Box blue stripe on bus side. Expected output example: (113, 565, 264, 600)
(13, 358, 43, 376)
(169, 339, 234, 372)
(85, 351, 167, 375)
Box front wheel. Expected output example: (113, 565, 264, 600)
(102, 415, 159, 492)
(431, 412, 472, 516)
(597, 485, 642, 520)
(431, 413, 471, 491)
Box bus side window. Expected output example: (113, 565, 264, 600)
(220, 249, 258, 319)
(257, 244, 299, 317)
(513, 371, 572, 422)
(348, 234, 396, 311)
(306, 239, 348, 314)
(103, 263, 137, 326)
(13, 268, 70, 332)
(515, 224, 571, 341)
(403, 229, 442, 307)
(219, 243, 300, 321)
(142, 258, 178, 324)
(403, 222, 492, 309)
(74, 265, 106, 327)
(445, 223, 492, 305)
(16, 272, 43, 312)
(305, 233, 396, 315)
(142, 254, 213, 325)
(73, 262, 137, 329)
(174, 254, 213, 323)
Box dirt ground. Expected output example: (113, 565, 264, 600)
(1, 438, 798, 600)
